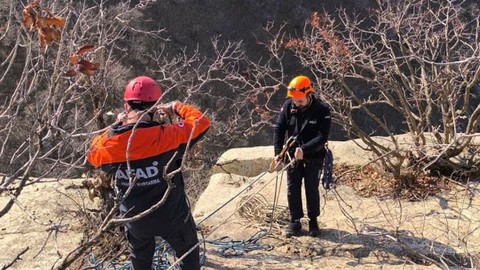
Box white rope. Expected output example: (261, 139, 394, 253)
(166, 159, 295, 270)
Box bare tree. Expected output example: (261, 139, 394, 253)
(0, 0, 284, 268)
(259, 0, 479, 180)
(0, 0, 171, 267)
(0, 0, 160, 216)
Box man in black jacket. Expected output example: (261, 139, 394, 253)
(273, 75, 331, 237)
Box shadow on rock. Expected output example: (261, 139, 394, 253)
(316, 226, 474, 269)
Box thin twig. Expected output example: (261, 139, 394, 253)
(1, 247, 29, 270)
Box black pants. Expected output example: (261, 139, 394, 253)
(286, 160, 322, 222)
(126, 216, 200, 270)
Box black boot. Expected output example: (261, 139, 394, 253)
(285, 220, 302, 238)
(309, 219, 320, 237)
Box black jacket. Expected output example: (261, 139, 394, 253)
(273, 95, 331, 161)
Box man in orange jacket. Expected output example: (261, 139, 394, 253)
(87, 76, 210, 270)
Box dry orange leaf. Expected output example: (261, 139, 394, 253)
(39, 27, 61, 46)
(67, 46, 98, 76)
(78, 60, 98, 70)
(69, 54, 79, 64)
(35, 14, 42, 28)
(22, 5, 38, 31)
(22, 17, 32, 31)
(39, 35, 46, 48)
(51, 29, 61, 41)
(22, 0, 64, 48)
(22, 9, 32, 28)
(76, 45, 95, 56)
(43, 16, 65, 28)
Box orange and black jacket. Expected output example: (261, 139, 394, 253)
(87, 103, 210, 232)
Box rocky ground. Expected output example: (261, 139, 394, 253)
(195, 178, 480, 270)
(1, 138, 479, 269)
(194, 142, 480, 270)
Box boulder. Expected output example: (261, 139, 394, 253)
(0, 179, 99, 270)
(211, 146, 274, 177)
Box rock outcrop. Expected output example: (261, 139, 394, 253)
(0, 179, 98, 270)
(193, 139, 480, 269)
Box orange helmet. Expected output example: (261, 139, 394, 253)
(286, 75, 314, 98)
(123, 76, 162, 102)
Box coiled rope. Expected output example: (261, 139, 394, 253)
(203, 160, 288, 256)
(87, 239, 178, 270)
(166, 159, 294, 270)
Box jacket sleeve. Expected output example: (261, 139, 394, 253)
(157, 102, 211, 154)
(300, 105, 331, 154)
(86, 132, 109, 168)
(273, 102, 289, 156)
(86, 102, 210, 168)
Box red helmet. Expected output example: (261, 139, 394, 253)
(123, 76, 162, 102)
(286, 75, 314, 98)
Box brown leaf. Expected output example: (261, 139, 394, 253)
(22, 17, 32, 30)
(79, 65, 95, 76)
(52, 28, 62, 41)
(39, 27, 61, 46)
(43, 16, 65, 28)
(65, 69, 78, 77)
(22, 6, 38, 31)
(22, 9, 32, 28)
(69, 54, 78, 64)
(78, 60, 98, 71)
(78, 60, 98, 76)
(76, 45, 95, 56)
